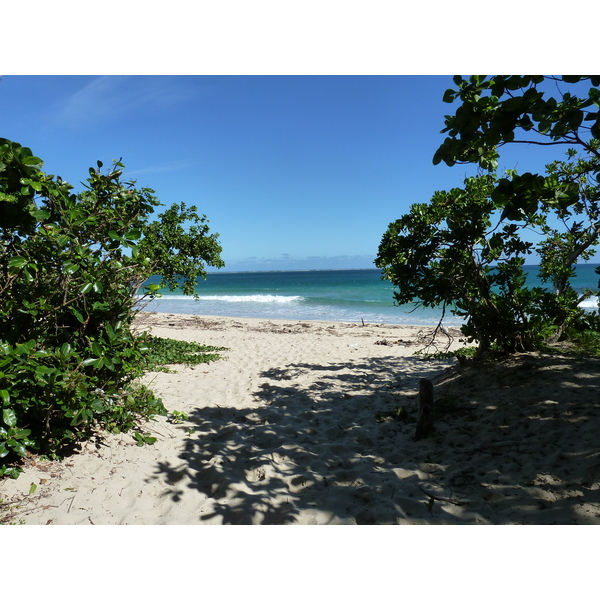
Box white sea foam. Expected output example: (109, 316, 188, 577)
(579, 297, 599, 309)
(148, 294, 303, 304)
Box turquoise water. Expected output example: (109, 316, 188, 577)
(139, 265, 600, 326)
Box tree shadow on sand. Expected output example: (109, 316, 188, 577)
(429, 353, 600, 524)
(149, 354, 451, 524)
(149, 352, 600, 524)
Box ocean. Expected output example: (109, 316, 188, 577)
(139, 265, 600, 326)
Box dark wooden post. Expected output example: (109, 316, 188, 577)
(415, 378, 434, 441)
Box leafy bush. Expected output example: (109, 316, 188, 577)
(143, 336, 228, 372)
(377, 166, 600, 354)
(0, 138, 224, 477)
(563, 310, 600, 356)
(379, 76, 600, 355)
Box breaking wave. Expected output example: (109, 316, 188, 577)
(150, 294, 303, 304)
(579, 296, 599, 310)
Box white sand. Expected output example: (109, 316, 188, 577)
(2, 312, 599, 525)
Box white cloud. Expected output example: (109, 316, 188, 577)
(54, 76, 196, 128)
(125, 159, 195, 178)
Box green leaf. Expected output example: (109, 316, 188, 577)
(35, 365, 57, 379)
(63, 261, 79, 275)
(57, 234, 71, 247)
(90, 398, 105, 412)
(70, 409, 86, 427)
(0, 390, 9, 405)
(101, 357, 115, 370)
(80, 282, 93, 294)
(15, 340, 36, 354)
(442, 88, 457, 103)
(21, 155, 43, 166)
(8, 256, 28, 270)
(0, 442, 8, 459)
(23, 266, 35, 282)
(146, 283, 162, 294)
(13, 428, 31, 440)
(32, 209, 50, 220)
(7, 438, 27, 457)
(4, 410, 17, 429)
(71, 308, 85, 323)
(124, 228, 142, 241)
(133, 432, 156, 446)
(6, 467, 22, 479)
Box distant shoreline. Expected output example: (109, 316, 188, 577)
(206, 262, 600, 275)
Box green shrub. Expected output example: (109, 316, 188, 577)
(0, 139, 224, 477)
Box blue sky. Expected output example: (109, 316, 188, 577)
(0, 75, 579, 271)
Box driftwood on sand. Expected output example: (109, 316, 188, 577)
(415, 378, 434, 441)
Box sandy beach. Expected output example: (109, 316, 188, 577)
(1, 312, 600, 525)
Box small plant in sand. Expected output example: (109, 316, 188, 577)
(376, 406, 411, 424)
(417, 346, 478, 362)
(143, 336, 228, 372)
(133, 431, 157, 447)
(168, 410, 189, 424)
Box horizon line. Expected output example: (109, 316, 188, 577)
(204, 262, 600, 275)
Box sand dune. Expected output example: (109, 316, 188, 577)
(1, 313, 599, 525)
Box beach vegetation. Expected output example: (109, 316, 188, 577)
(168, 410, 189, 424)
(377, 76, 600, 354)
(133, 431, 157, 447)
(375, 405, 411, 424)
(143, 335, 228, 372)
(0, 138, 224, 477)
(417, 346, 479, 362)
